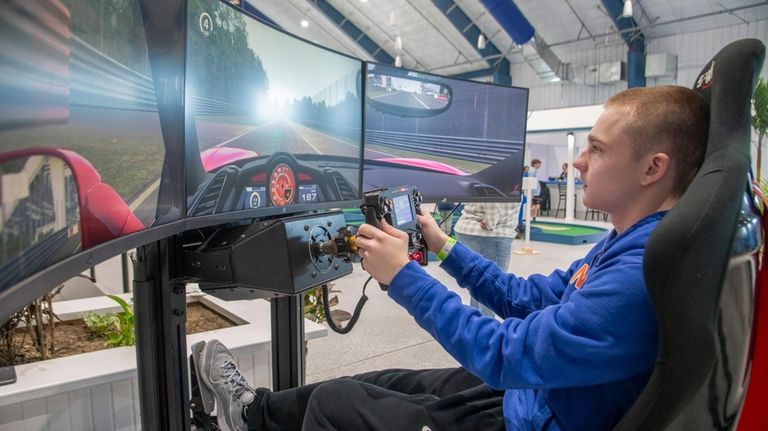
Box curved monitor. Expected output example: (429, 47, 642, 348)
(363, 63, 529, 202)
(0, 0, 184, 301)
(184, 0, 364, 227)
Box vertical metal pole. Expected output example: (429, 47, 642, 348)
(121, 252, 131, 293)
(565, 132, 576, 222)
(524, 182, 533, 248)
(133, 238, 189, 431)
(271, 293, 305, 390)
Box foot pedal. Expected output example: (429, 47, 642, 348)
(190, 341, 216, 414)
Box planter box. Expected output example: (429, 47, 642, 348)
(0, 292, 327, 431)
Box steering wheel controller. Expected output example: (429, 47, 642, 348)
(315, 186, 427, 291)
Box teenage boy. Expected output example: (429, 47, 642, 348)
(199, 85, 709, 431)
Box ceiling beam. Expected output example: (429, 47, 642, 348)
(601, 0, 646, 87)
(403, 0, 472, 68)
(341, 0, 428, 70)
(563, 0, 595, 42)
(551, 2, 768, 49)
(477, 0, 533, 45)
(473, 0, 569, 83)
(431, 0, 511, 84)
(308, 0, 394, 64)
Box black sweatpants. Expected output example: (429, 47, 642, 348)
(246, 367, 504, 431)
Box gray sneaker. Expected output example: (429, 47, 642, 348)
(198, 339, 256, 431)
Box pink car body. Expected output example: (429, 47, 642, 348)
(374, 157, 467, 176)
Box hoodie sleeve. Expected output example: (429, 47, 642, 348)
(387, 254, 657, 390)
(440, 242, 580, 318)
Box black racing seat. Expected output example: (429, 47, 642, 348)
(614, 38, 765, 430)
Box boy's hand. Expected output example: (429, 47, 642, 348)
(356, 219, 411, 285)
(417, 213, 450, 252)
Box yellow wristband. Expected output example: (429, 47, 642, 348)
(437, 237, 457, 261)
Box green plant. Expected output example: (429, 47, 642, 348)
(82, 312, 119, 338)
(753, 77, 768, 179)
(304, 286, 336, 323)
(83, 295, 135, 348)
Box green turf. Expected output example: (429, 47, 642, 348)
(531, 222, 605, 236)
(529, 221, 608, 245)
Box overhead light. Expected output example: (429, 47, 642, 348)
(477, 34, 487, 50)
(395, 36, 403, 51)
(622, 0, 633, 18)
(361, 0, 368, 2)
(388, 12, 396, 27)
(395, 54, 402, 68)
(300, 19, 309, 28)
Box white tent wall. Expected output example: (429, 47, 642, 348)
(514, 19, 768, 111)
(516, 19, 768, 179)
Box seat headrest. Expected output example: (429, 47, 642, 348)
(692, 38, 765, 158)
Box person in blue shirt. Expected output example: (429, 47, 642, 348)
(197, 85, 709, 431)
(525, 160, 543, 218)
(528, 158, 542, 197)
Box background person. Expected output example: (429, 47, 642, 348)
(454, 202, 521, 317)
(528, 159, 542, 194)
(528, 159, 542, 218)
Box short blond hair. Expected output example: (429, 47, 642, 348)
(605, 86, 709, 196)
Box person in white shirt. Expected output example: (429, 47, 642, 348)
(453, 202, 521, 317)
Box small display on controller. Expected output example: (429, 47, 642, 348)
(362, 186, 427, 267)
(313, 186, 428, 293)
(392, 194, 414, 226)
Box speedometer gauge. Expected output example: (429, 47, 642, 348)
(269, 163, 296, 206)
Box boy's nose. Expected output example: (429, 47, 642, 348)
(573, 154, 586, 171)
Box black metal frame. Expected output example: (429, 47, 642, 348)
(271, 295, 306, 390)
(134, 237, 191, 430)
(133, 236, 307, 430)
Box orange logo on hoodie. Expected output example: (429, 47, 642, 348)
(569, 263, 590, 289)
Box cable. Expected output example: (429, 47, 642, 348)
(323, 194, 443, 334)
(432, 202, 462, 227)
(322, 277, 372, 334)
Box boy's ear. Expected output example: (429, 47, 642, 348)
(640, 153, 671, 186)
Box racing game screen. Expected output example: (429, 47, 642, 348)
(185, 0, 364, 221)
(0, 0, 169, 292)
(364, 63, 528, 202)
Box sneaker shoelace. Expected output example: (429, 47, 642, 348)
(221, 360, 256, 404)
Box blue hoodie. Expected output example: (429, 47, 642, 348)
(388, 212, 663, 430)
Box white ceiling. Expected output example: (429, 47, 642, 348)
(251, 0, 768, 76)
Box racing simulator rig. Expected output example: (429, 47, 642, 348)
(0, 0, 766, 430)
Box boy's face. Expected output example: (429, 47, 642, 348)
(573, 107, 648, 214)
